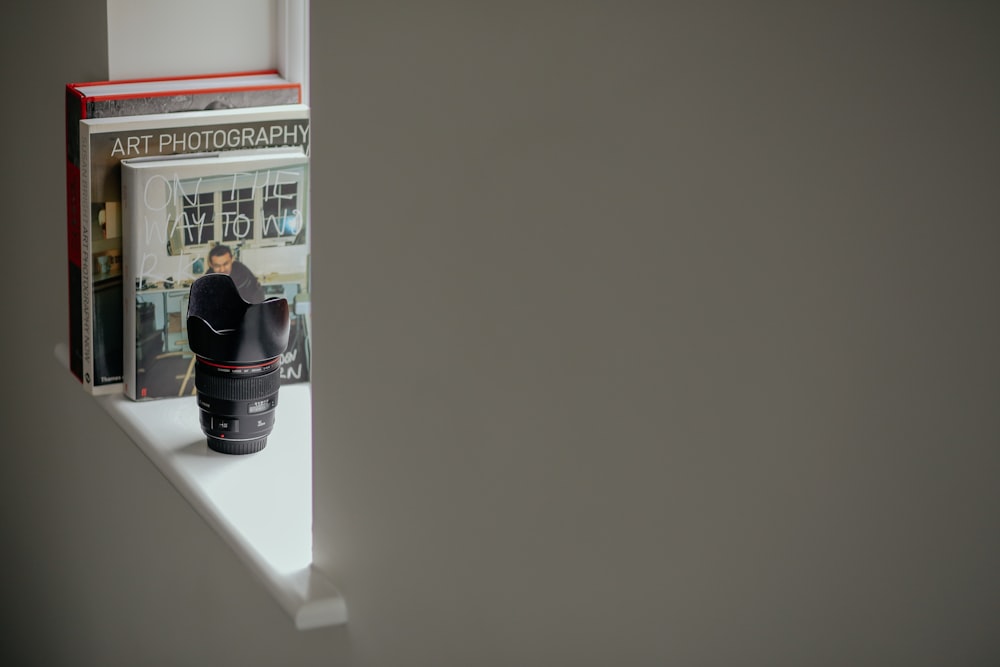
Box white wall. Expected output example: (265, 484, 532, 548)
(105, 0, 309, 105)
(309, 2, 1000, 666)
(106, 0, 277, 79)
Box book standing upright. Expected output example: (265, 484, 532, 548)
(121, 147, 311, 401)
(65, 70, 300, 392)
(78, 103, 310, 395)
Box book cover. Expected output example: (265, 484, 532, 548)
(65, 69, 301, 387)
(121, 147, 311, 401)
(79, 103, 310, 395)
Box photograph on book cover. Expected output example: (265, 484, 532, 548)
(79, 104, 310, 395)
(66, 71, 300, 389)
(121, 148, 311, 401)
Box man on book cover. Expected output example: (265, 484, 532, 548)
(205, 244, 266, 303)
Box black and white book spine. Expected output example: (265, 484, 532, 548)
(79, 121, 97, 393)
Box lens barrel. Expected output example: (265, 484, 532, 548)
(195, 356, 282, 454)
(186, 273, 290, 455)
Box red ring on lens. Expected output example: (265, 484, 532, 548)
(195, 356, 280, 371)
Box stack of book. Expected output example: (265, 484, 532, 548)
(65, 70, 312, 400)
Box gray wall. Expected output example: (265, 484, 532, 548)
(309, 2, 1000, 666)
(3, 2, 999, 666)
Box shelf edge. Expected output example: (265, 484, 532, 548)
(54, 342, 347, 629)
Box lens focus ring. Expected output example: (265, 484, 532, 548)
(195, 363, 282, 402)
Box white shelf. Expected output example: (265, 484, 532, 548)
(55, 343, 346, 630)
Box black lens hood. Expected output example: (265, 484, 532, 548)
(186, 273, 290, 363)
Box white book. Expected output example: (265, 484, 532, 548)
(78, 104, 310, 395)
(120, 147, 311, 401)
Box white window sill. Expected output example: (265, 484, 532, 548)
(55, 343, 346, 630)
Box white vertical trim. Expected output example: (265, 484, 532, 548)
(278, 0, 310, 104)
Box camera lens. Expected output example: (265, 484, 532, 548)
(186, 273, 290, 455)
(194, 355, 282, 454)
